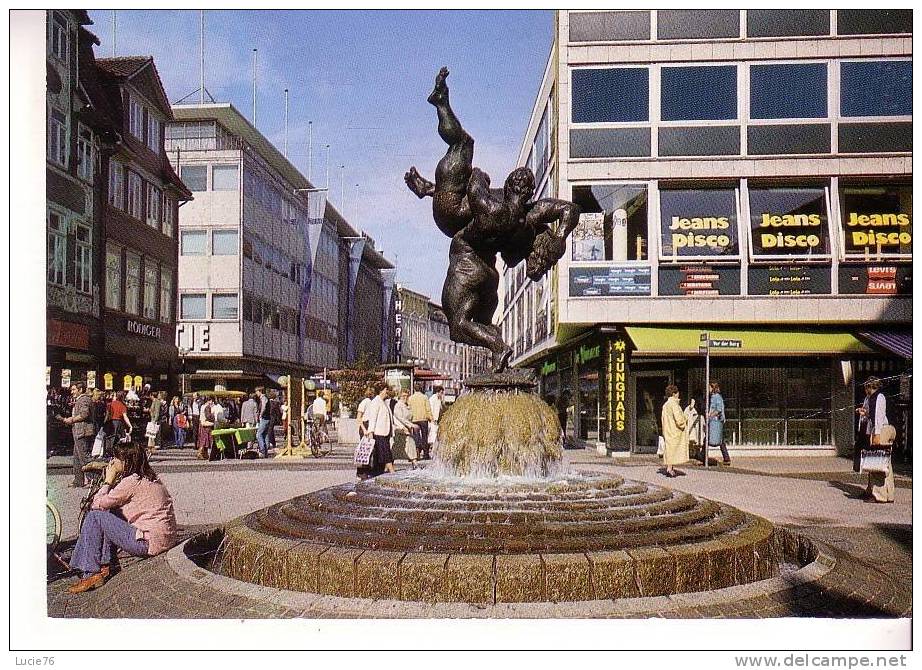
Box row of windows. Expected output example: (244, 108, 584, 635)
(109, 160, 176, 236)
(242, 293, 301, 337)
(242, 233, 307, 286)
(166, 121, 240, 152)
(568, 10, 912, 43)
(105, 243, 173, 323)
(570, 180, 912, 264)
(244, 164, 307, 223)
(47, 209, 92, 294)
(180, 292, 238, 321)
(572, 60, 912, 124)
(128, 93, 163, 154)
(48, 12, 69, 62)
(48, 110, 97, 183)
(180, 163, 239, 192)
(180, 229, 238, 256)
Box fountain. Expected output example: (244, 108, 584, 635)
(191, 69, 818, 608)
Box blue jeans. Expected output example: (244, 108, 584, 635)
(70, 510, 149, 577)
(173, 425, 186, 447)
(256, 418, 271, 457)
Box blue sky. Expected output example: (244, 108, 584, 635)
(87, 9, 555, 296)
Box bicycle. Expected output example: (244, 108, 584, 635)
(307, 418, 333, 458)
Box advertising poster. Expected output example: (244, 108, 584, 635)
(659, 265, 741, 296)
(659, 188, 740, 259)
(839, 183, 912, 257)
(748, 186, 831, 258)
(839, 264, 912, 295)
(748, 264, 832, 295)
(86, 370, 96, 389)
(571, 212, 605, 261)
(570, 265, 651, 296)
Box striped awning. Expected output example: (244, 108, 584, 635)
(858, 330, 913, 359)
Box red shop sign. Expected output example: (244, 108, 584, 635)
(48, 319, 90, 350)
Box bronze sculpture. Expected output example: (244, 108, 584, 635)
(405, 68, 581, 372)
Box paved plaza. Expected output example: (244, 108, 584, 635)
(46, 447, 912, 619)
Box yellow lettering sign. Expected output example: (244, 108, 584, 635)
(847, 212, 911, 227)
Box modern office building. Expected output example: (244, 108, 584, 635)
(167, 103, 394, 389)
(501, 9, 912, 456)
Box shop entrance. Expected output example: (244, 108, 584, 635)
(634, 371, 672, 454)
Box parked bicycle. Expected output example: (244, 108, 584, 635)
(308, 418, 333, 458)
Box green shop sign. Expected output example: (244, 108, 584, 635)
(578, 344, 601, 364)
(540, 361, 557, 376)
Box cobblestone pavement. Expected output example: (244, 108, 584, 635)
(47, 449, 911, 619)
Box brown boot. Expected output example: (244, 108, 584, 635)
(68, 571, 108, 594)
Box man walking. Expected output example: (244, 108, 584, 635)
(240, 392, 259, 451)
(408, 386, 433, 459)
(255, 387, 272, 458)
(58, 383, 95, 488)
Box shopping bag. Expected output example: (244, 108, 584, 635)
(656, 436, 665, 457)
(860, 449, 891, 474)
(145, 421, 159, 438)
(91, 428, 106, 458)
(353, 434, 375, 466)
(428, 421, 438, 445)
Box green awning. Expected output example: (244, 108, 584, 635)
(625, 327, 874, 356)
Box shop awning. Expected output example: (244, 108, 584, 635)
(624, 327, 875, 356)
(857, 330, 912, 359)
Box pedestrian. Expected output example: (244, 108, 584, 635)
(91, 389, 107, 432)
(170, 396, 187, 448)
(428, 386, 444, 455)
(107, 391, 132, 442)
(197, 397, 215, 460)
(255, 387, 272, 458)
(312, 392, 328, 429)
(147, 391, 167, 451)
(67, 441, 177, 594)
(684, 397, 703, 460)
(707, 381, 730, 465)
(392, 390, 420, 469)
(856, 376, 895, 503)
(556, 390, 573, 445)
(408, 385, 433, 459)
(660, 384, 688, 478)
(268, 391, 282, 450)
(361, 383, 397, 477)
(56, 382, 96, 488)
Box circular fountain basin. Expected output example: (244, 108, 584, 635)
(210, 471, 792, 604)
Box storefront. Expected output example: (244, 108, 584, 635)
(47, 317, 101, 389)
(100, 314, 178, 393)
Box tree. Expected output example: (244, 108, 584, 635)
(333, 353, 380, 415)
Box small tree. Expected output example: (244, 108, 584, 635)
(334, 353, 380, 415)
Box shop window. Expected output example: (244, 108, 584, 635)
(569, 11, 650, 42)
(180, 293, 206, 320)
(180, 230, 206, 256)
(125, 253, 141, 315)
(746, 10, 829, 37)
(212, 229, 238, 255)
(838, 182, 912, 257)
(659, 187, 740, 259)
(143, 262, 159, 321)
(571, 68, 649, 123)
(657, 10, 739, 40)
(571, 184, 649, 261)
(105, 244, 122, 309)
(837, 10, 911, 36)
(48, 108, 67, 167)
(181, 165, 207, 191)
(47, 210, 67, 286)
(748, 185, 831, 258)
(212, 164, 239, 191)
(212, 293, 239, 320)
(108, 160, 125, 209)
(840, 61, 912, 117)
(75, 222, 92, 294)
(159, 268, 173, 322)
(750, 64, 827, 119)
(661, 66, 737, 121)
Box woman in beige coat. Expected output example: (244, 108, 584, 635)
(661, 385, 688, 478)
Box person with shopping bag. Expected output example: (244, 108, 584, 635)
(392, 390, 420, 469)
(360, 383, 397, 478)
(660, 384, 688, 478)
(856, 376, 896, 503)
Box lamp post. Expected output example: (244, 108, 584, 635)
(178, 347, 191, 396)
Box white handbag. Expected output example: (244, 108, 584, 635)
(145, 421, 159, 438)
(91, 428, 107, 458)
(428, 421, 438, 445)
(656, 436, 665, 457)
(860, 449, 891, 474)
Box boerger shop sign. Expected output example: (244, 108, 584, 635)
(126, 319, 162, 340)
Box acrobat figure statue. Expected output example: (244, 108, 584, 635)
(405, 67, 581, 373)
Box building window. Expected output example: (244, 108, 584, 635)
(212, 164, 239, 191)
(162, 195, 174, 237)
(212, 229, 238, 255)
(181, 165, 207, 191)
(840, 61, 912, 118)
(47, 210, 67, 286)
(147, 113, 161, 153)
(127, 172, 142, 219)
(160, 268, 173, 322)
(125, 253, 141, 315)
(657, 10, 740, 40)
(746, 10, 829, 37)
(180, 293, 206, 320)
(837, 10, 912, 36)
(146, 184, 161, 229)
(659, 186, 740, 259)
(750, 64, 827, 120)
(661, 66, 737, 121)
(571, 184, 649, 261)
(143, 261, 159, 320)
(569, 10, 650, 42)
(75, 222, 92, 293)
(129, 96, 144, 140)
(109, 160, 125, 209)
(839, 182, 912, 258)
(49, 13, 68, 61)
(48, 108, 67, 166)
(180, 230, 207, 256)
(748, 185, 831, 259)
(571, 68, 649, 123)
(77, 125, 95, 181)
(105, 244, 122, 309)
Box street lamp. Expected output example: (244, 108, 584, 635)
(178, 347, 191, 395)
